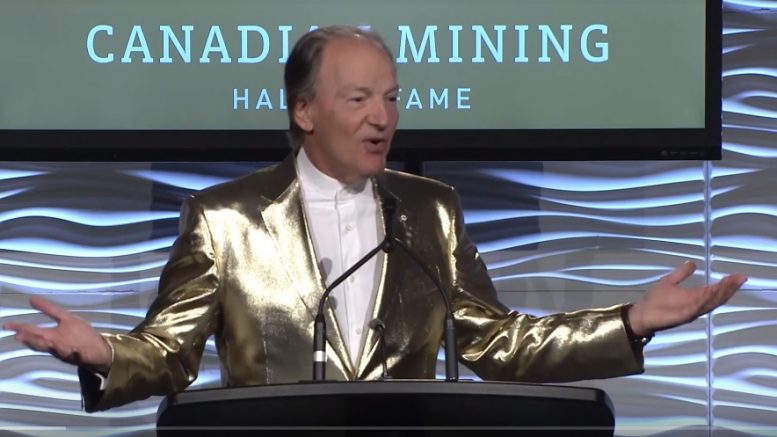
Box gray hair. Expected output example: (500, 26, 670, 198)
(283, 25, 395, 150)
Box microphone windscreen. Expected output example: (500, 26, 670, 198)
(368, 318, 386, 330)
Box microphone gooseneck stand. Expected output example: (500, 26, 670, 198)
(311, 197, 459, 382)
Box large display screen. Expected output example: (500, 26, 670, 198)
(0, 0, 720, 160)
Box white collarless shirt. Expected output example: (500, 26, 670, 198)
(296, 149, 382, 366)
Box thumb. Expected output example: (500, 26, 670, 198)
(29, 296, 71, 323)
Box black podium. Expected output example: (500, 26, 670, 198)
(156, 380, 614, 435)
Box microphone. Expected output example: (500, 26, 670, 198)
(382, 197, 396, 253)
(368, 318, 390, 380)
(311, 198, 397, 381)
(378, 196, 459, 381)
(387, 237, 459, 382)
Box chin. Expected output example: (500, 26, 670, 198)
(361, 163, 386, 178)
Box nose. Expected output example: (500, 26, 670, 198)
(367, 99, 391, 129)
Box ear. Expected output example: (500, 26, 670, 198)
(293, 99, 314, 133)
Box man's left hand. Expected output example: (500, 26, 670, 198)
(628, 261, 747, 337)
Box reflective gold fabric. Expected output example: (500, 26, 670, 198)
(81, 155, 642, 411)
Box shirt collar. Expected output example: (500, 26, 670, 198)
(296, 147, 372, 200)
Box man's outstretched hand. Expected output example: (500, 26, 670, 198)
(3, 261, 747, 368)
(628, 261, 747, 337)
(3, 296, 113, 373)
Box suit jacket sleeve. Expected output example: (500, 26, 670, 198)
(444, 188, 644, 382)
(79, 195, 221, 411)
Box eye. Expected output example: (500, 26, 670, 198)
(350, 96, 366, 103)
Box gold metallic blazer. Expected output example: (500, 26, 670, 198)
(80, 155, 642, 411)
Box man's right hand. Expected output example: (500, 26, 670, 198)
(3, 296, 113, 373)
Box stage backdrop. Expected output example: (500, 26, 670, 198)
(1, 1, 776, 436)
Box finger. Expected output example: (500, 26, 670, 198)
(4, 322, 52, 337)
(16, 329, 77, 362)
(699, 276, 743, 312)
(661, 260, 696, 285)
(16, 331, 55, 353)
(728, 273, 748, 289)
(710, 274, 746, 299)
(716, 275, 745, 301)
(29, 296, 71, 323)
(3, 322, 21, 331)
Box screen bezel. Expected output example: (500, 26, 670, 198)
(0, 0, 721, 162)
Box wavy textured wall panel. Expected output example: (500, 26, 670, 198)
(425, 159, 712, 436)
(0, 163, 262, 435)
(711, 5, 777, 436)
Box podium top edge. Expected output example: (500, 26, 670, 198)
(160, 380, 609, 409)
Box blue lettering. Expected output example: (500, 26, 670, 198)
(539, 25, 572, 63)
(200, 26, 232, 63)
(255, 88, 272, 109)
(514, 25, 529, 63)
(405, 88, 423, 109)
(233, 88, 249, 110)
(581, 24, 608, 63)
(472, 25, 506, 63)
(429, 88, 449, 109)
(397, 25, 440, 64)
(238, 25, 270, 63)
(160, 25, 193, 63)
(86, 25, 114, 63)
(121, 25, 153, 63)
(457, 88, 471, 109)
(448, 25, 463, 63)
(278, 25, 292, 63)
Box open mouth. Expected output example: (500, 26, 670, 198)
(364, 138, 386, 151)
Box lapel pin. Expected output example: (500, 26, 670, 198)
(399, 214, 407, 222)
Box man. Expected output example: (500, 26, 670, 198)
(4, 26, 746, 412)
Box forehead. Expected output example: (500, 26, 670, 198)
(318, 37, 396, 85)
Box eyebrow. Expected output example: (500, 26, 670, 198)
(340, 84, 399, 96)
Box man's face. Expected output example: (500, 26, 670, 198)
(295, 37, 399, 184)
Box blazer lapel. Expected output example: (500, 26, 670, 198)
(357, 178, 412, 378)
(260, 156, 355, 378)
